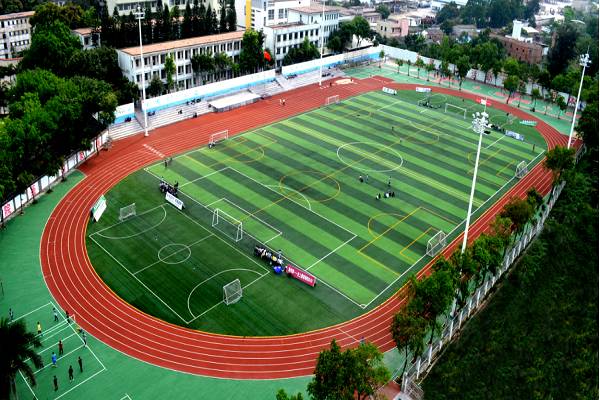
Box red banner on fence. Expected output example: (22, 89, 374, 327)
(285, 264, 317, 287)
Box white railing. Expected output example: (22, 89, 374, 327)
(0, 131, 110, 224)
(398, 180, 567, 397)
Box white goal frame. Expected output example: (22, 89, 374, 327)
(223, 279, 242, 305)
(444, 103, 467, 119)
(426, 230, 447, 257)
(209, 130, 229, 145)
(515, 160, 528, 179)
(119, 203, 136, 221)
(325, 95, 340, 106)
(212, 208, 243, 242)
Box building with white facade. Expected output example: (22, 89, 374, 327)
(117, 30, 244, 92)
(287, 6, 340, 41)
(0, 11, 34, 59)
(250, 0, 311, 31)
(72, 27, 101, 50)
(263, 22, 321, 67)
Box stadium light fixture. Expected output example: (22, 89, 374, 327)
(135, 6, 149, 137)
(567, 52, 590, 149)
(462, 111, 488, 253)
(318, 1, 325, 87)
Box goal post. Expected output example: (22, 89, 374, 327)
(212, 208, 243, 242)
(515, 160, 528, 179)
(223, 279, 242, 305)
(119, 203, 136, 221)
(426, 230, 447, 257)
(325, 95, 340, 106)
(444, 103, 467, 119)
(209, 130, 229, 145)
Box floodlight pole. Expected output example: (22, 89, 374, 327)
(462, 112, 488, 253)
(567, 52, 590, 149)
(318, 0, 325, 86)
(136, 6, 149, 137)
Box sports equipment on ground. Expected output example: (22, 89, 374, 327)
(515, 160, 528, 179)
(209, 130, 229, 145)
(444, 103, 467, 119)
(119, 203, 136, 221)
(426, 230, 447, 257)
(212, 208, 243, 242)
(223, 279, 242, 305)
(325, 95, 340, 106)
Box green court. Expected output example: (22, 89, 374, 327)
(87, 89, 546, 336)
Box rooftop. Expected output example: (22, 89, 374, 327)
(266, 22, 318, 30)
(289, 5, 339, 14)
(72, 27, 94, 35)
(0, 11, 34, 21)
(119, 31, 244, 56)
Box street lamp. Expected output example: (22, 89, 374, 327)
(318, 0, 325, 86)
(462, 111, 489, 253)
(135, 6, 149, 137)
(567, 52, 590, 149)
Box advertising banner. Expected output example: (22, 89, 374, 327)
(91, 195, 107, 222)
(165, 192, 184, 210)
(416, 87, 431, 93)
(285, 264, 317, 287)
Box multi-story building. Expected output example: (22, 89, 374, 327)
(376, 14, 421, 38)
(117, 31, 244, 92)
(250, 0, 311, 31)
(263, 22, 321, 67)
(0, 11, 34, 59)
(106, 0, 222, 16)
(286, 6, 340, 41)
(72, 27, 101, 50)
(490, 21, 545, 65)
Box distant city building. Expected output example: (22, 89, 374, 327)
(376, 14, 422, 38)
(0, 11, 34, 59)
(431, 0, 467, 11)
(117, 31, 244, 92)
(425, 26, 443, 43)
(72, 27, 101, 50)
(452, 24, 477, 38)
(491, 33, 544, 64)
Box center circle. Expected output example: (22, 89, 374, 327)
(158, 243, 192, 265)
(337, 141, 404, 173)
(279, 170, 341, 203)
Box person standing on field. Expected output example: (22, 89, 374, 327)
(58, 339, 64, 356)
(78, 356, 83, 372)
(68, 365, 74, 382)
(53, 375, 58, 391)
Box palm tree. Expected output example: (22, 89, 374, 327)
(530, 88, 541, 112)
(0, 318, 43, 398)
(415, 57, 425, 79)
(406, 59, 411, 77)
(396, 58, 403, 73)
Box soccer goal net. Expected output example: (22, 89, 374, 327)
(426, 230, 447, 257)
(325, 95, 340, 106)
(119, 203, 136, 221)
(209, 130, 229, 145)
(212, 208, 243, 242)
(515, 160, 528, 179)
(444, 103, 467, 119)
(223, 279, 242, 305)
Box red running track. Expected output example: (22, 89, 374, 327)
(40, 77, 567, 379)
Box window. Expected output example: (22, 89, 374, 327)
(268, 9, 274, 20)
(282, 33, 287, 40)
(277, 34, 281, 41)
(276, 47, 281, 54)
(294, 32, 298, 39)
(278, 9, 284, 19)
(263, 1, 266, 10)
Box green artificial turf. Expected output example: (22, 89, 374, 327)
(86, 90, 546, 336)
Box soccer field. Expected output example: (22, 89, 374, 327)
(87, 89, 546, 335)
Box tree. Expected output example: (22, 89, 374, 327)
(275, 389, 304, 400)
(218, 0, 227, 33)
(426, 60, 435, 81)
(576, 100, 598, 150)
(544, 146, 575, 183)
(191, 53, 214, 85)
(456, 55, 470, 89)
(164, 54, 176, 91)
(555, 95, 567, 119)
(391, 310, 428, 377)
(503, 75, 519, 103)
(440, 60, 451, 86)
(283, 38, 319, 66)
(351, 16, 371, 47)
(0, 318, 44, 398)
(213, 52, 231, 80)
(30, 2, 84, 29)
(182, 1, 193, 38)
(396, 58, 403, 73)
(226, 0, 237, 31)
(547, 23, 578, 76)
(436, 2, 460, 23)
(375, 4, 390, 19)
(404, 34, 426, 53)
(405, 59, 411, 76)
(20, 21, 82, 77)
(239, 29, 266, 73)
(415, 57, 425, 79)
(530, 88, 541, 111)
(352, 342, 391, 399)
(147, 75, 164, 97)
(500, 197, 534, 240)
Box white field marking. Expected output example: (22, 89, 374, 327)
(171, 206, 270, 274)
(36, 319, 71, 338)
(336, 141, 404, 173)
(37, 329, 77, 350)
(216, 197, 283, 237)
(18, 370, 38, 399)
(186, 268, 264, 319)
(485, 135, 505, 149)
(228, 166, 358, 238)
(34, 344, 86, 374)
(120, 395, 133, 400)
(91, 204, 166, 238)
(186, 271, 269, 324)
(305, 234, 356, 271)
(179, 167, 229, 188)
(337, 327, 360, 343)
(264, 184, 312, 211)
(142, 143, 166, 158)
(362, 150, 547, 308)
(132, 234, 214, 276)
(10, 302, 52, 323)
(419, 108, 428, 114)
(88, 235, 190, 324)
(54, 369, 106, 400)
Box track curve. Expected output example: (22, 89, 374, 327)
(41, 77, 567, 379)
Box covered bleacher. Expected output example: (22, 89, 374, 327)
(209, 91, 261, 113)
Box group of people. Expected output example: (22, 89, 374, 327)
(254, 245, 284, 267)
(159, 179, 179, 196)
(358, 174, 397, 200)
(376, 191, 396, 200)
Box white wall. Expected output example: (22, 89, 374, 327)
(281, 46, 380, 76)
